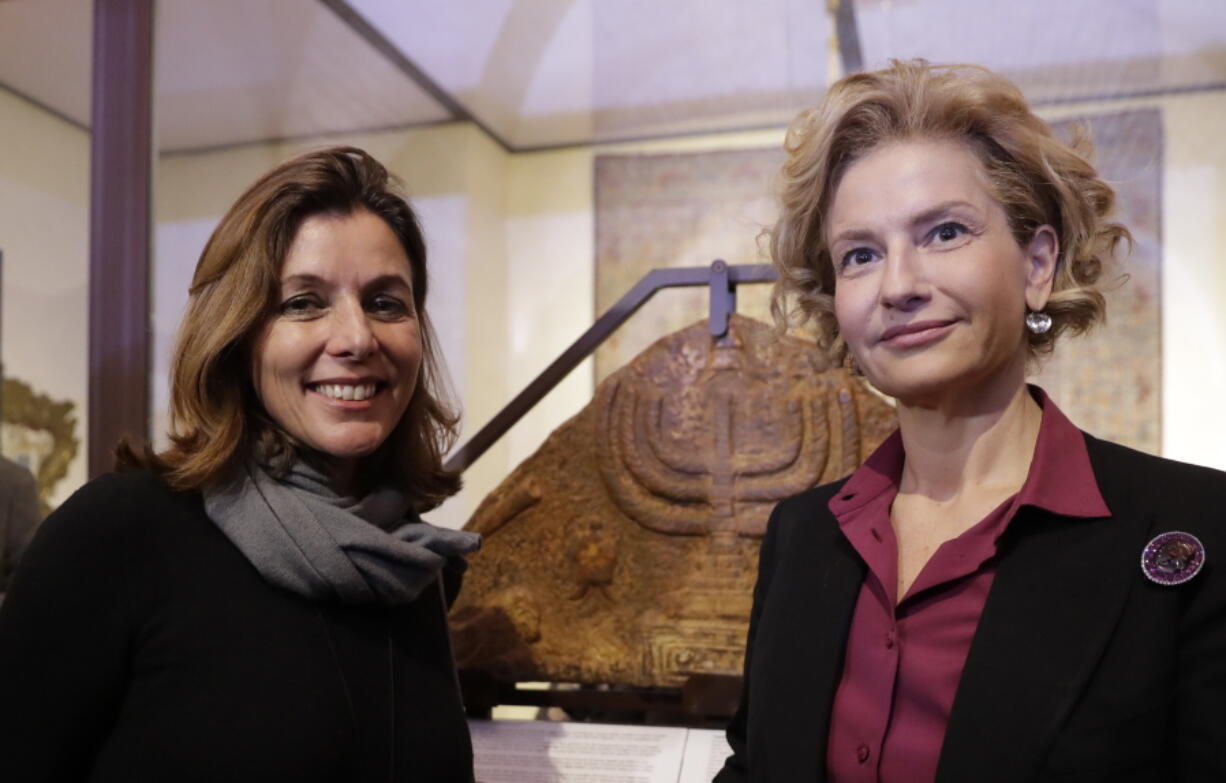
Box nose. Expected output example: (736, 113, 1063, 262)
(878, 244, 930, 312)
(326, 298, 376, 360)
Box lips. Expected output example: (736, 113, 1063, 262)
(878, 319, 957, 347)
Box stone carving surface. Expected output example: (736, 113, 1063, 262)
(450, 316, 896, 687)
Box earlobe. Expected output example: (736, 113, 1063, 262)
(1024, 225, 1059, 311)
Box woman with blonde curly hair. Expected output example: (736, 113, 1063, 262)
(718, 61, 1226, 782)
(0, 147, 481, 781)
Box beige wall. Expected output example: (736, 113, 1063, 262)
(503, 147, 595, 467)
(1152, 94, 1226, 472)
(0, 87, 89, 507)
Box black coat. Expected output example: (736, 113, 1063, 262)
(717, 434, 1226, 782)
(0, 470, 474, 782)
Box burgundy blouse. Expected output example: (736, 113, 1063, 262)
(825, 389, 1110, 782)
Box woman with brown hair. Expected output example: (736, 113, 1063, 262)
(0, 147, 480, 781)
(718, 61, 1226, 781)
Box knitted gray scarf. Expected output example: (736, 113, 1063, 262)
(203, 461, 481, 605)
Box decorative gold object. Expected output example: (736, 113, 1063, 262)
(1, 376, 79, 515)
(450, 316, 896, 687)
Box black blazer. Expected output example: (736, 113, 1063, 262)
(716, 434, 1226, 782)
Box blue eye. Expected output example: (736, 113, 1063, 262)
(933, 222, 968, 242)
(842, 247, 876, 268)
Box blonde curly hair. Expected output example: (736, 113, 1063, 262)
(770, 59, 1131, 362)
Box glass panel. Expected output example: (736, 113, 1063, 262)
(0, 0, 93, 511)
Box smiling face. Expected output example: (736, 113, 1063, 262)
(826, 139, 1057, 405)
(251, 209, 423, 468)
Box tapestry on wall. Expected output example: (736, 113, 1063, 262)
(593, 108, 1163, 454)
(593, 147, 784, 382)
(1033, 109, 1163, 454)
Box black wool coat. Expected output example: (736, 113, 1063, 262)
(716, 434, 1226, 782)
(0, 470, 474, 783)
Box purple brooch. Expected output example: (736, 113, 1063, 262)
(1141, 531, 1206, 586)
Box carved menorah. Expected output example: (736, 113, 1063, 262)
(596, 345, 865, 538)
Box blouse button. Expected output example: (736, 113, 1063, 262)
(857, 745, 870, 763)
(885, 629, 896, 649)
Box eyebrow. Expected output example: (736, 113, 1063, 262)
(281, 273, 412, 291)
(909, 200, 979, 227)
(281, 273, 326, 288)
(830, 200, 980, 245)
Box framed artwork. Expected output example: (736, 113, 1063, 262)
(1030, 109, 1163, 454)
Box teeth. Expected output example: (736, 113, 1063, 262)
(314, 383, 377, 401)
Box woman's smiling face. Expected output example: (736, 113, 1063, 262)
(826, 138, 1057, 404)
(251, 209, 423, 466)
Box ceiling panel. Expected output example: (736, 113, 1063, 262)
(348, 0, 835, 148)
(1, 0, 1224, 153)
(154, 0, 453, 152)
(347, 0, 575, 146)
(856, 0, 1226, 103)
(0, 0, 92, 128)
(345, 0, 516, 92)
(0, 0, 455, 152)
(588, 0, 829, 143)
(351, 0, 1226, 147)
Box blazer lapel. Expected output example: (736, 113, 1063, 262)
(937, 438, 1154, 782)
(764, 510, 865, 782)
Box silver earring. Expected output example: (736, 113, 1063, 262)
(1025, 310, 1053, 335)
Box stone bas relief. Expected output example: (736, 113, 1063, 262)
(450, 316, 896, 687)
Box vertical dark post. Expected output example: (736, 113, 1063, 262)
(833, 0, 863, 75)
(88, 0, 154, 477)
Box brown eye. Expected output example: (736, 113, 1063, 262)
(366, 295, 410, 318)
(281, 295, 323, 316)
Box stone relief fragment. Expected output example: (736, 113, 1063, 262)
(450, 316, 896, 687)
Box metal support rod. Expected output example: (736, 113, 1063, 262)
(708, 259, 732, 337)
(444, 262, 776, 474)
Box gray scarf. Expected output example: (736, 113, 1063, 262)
(203, 461, 481, 605)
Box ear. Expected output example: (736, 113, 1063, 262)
(1023, 225, 1058, 312)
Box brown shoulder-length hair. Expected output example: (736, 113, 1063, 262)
(770, 59, 1131, 362)
(121, 146, 461, 508)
